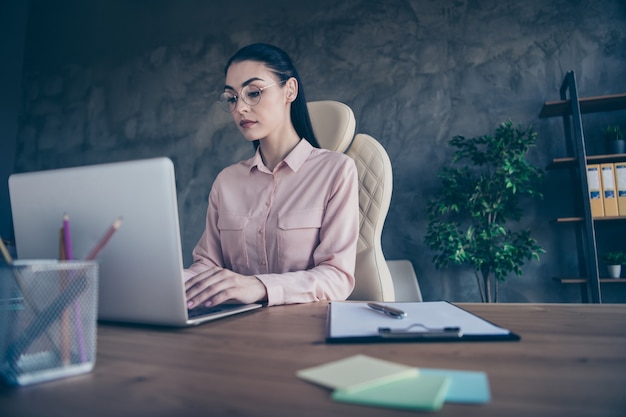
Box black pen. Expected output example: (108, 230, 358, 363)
(367, 302, 407, 319)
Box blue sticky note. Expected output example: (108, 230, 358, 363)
(332, 373, 451, 411)
(419, 368, 491, 403)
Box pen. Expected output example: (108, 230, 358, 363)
(367, 302, 407, 319)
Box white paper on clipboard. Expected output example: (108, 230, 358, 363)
(328, 301, 512, 339)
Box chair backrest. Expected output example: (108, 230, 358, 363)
(307, 100, 355, 153)
(346, 133, 395, 301)
(307, 101, 395, 301)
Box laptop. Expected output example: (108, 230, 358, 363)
(8, 157, 262, 326)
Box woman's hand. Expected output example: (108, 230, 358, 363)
(185, 267, 268, 308)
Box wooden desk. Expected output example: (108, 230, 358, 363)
(1, 303, 625, 417)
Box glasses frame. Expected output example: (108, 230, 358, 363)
(218, 80, 287, 113)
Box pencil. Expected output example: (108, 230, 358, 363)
(61, 213, 87, 363)
(1, 234, 28, 300)
(86, 217, 123, 260)
(2, 234, 62, 361)
(0, 236, 13, 265)
(59, 228, 71, 366)
(62, 213, 73, 261)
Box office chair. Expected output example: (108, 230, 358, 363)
(386, 259, 423, 302)
(344, 132, 395, 301)
(308, 100, 422, 301)
(307, 100, 354, 153)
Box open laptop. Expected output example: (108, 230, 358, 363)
(8, 157, 262, 326)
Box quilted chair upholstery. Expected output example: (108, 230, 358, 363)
(345, 133, 395, 301)
(307, 101, 395, 301)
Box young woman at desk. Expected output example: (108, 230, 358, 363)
(184, 43, 359, 308)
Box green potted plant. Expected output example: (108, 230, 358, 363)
(602, 125, 626, 154)
(601, 251, 626, 278)
(424, 121, 545, 302)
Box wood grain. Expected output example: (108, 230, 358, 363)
(1, 302, 625, 417)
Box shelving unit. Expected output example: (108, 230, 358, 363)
(540, 71, 626, 303)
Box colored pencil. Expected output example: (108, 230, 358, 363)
(86, 217, 123, 260)
(0, 234, 30, 302)
(62, 213, 73, 261)
(61, 213, 87, 363)
(0, 236, 12, 265)
(59, 228, 71, 366)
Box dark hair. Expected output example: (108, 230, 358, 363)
(224, 43, 320, 148)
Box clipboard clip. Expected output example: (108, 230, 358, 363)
(378, 323, 463, 339)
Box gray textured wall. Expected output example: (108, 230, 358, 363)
(0, 0, 28, 240)
(10, 0, 626, 302)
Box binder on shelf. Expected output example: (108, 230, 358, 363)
(586, 164, 604, 217)
(615, 162, 626, 216)
(600, 163, 619, 217)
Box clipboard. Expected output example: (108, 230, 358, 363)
(326, 301, 520, 343)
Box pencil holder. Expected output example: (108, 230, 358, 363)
(0, 260, 98, 386)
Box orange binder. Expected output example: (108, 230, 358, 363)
(600, 163, 619, 217)
(615, 162, 626, 217)
(586, 164, 604, 217)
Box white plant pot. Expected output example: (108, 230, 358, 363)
(607, 264, 622, 278)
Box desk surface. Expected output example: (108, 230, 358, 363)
(1, 302, 626, 417)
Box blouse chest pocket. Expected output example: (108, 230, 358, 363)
(217, 214, 249, 269)
(277, 208, 324, 271)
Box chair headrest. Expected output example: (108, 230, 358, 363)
(307, 100, 356, 153)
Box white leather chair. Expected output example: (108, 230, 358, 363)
(307, 100, 355, 153)
(344, 132, 395, 301)
(307, 100, 422, 301)
(386, 259, 423, 302)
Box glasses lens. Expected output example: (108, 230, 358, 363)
(218, 92, 237, 112)
(241, 85, 262, 106)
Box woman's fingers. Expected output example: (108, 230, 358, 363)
(185, 267, 224, 307)
(186, 269, 267, 308)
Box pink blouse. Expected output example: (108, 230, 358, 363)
(184, 139, 359, 306)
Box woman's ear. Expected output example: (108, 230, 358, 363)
(285, 77, 298, 103)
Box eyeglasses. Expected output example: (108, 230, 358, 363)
(218, 81, 285, 112)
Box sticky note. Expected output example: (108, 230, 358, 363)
(332, 373, 451, 411)
(296, 354, 418, 392)
(420, 368, 491, 403)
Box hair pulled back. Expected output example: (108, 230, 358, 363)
(225, 43, 319, 148)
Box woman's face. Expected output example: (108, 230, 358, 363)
(223, 60, 295, 143)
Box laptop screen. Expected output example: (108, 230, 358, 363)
(9, 157, 191, 326)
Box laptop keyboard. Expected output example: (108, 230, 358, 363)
(187, 304, 243, 319)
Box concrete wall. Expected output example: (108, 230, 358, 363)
(7, 0, 626, 302)
(0, 0, 28, 241)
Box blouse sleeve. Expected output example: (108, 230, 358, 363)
(183, 183, 224, 282)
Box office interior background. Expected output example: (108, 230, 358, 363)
(1, 0, 626, 303)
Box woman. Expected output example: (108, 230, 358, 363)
(184, 43, 359, 308)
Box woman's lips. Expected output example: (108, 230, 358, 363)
(240, 119, 256, 129)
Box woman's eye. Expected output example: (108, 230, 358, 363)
(247, 90, 261, 99)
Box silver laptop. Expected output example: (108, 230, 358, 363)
(8, 157, 262, 326)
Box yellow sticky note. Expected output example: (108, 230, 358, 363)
(296, 354, 418, 392)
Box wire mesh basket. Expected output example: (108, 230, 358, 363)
(0, 260, 98, 386)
